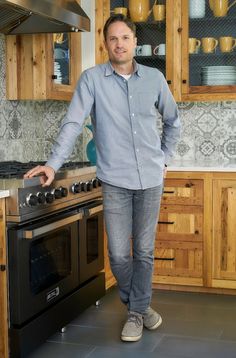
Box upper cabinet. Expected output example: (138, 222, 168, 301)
(181, 0, 236, 101)
(104, 0, 236, 101)
(6, 32, 81, 101)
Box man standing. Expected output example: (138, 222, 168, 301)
(25, 14, 180, 342)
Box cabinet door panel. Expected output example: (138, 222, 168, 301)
(154, 240, 203, 278)
(213, 180, 236, 281)
(181, 0, 236, 101)
(162, 179, 203, 205)
(157, 204, 203, 241)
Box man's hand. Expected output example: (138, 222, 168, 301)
(24, 165, 55, 187)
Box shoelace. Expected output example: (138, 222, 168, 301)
(127, 312, 143, 328)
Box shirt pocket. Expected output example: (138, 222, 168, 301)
(136, 92, 157, 117)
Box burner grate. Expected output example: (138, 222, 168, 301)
(0, 161, 91, 179)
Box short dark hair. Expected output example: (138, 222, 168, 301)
(103, 14, 136, 40)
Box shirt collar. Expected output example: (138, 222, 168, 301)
(104, 60, 142, 77)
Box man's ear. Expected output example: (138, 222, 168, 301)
(134, 37, 137, 46)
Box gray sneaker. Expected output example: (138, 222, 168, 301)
(121, 311, 143, 342)
(143, 307, 162, 330)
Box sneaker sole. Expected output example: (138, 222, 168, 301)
(121, 333, 142, 342)
(144, 316, 162, 330)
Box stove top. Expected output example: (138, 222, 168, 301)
(1, 161, 101, 223)
(0, 161, 92, 179)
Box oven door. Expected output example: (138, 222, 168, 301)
(79, 201, 104, 284)
(8, 209, 82, 325)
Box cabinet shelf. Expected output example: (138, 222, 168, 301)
(189, 15, 236, 23)
(135, 55, 166, 61)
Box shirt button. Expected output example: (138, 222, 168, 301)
(134, 131, 137, 134)
(136, 148, 139, 152)
(132, 113, 135, 117)
(130, 95, 132, 99)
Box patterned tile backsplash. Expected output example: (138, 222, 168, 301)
(1, 34, 236, 166)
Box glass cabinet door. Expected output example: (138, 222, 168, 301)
(182, 0, 236, 96)
(53, 33, 70, 85)
(110, 0, 169, 80)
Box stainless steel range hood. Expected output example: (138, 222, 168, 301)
(0, 0, 90, 34)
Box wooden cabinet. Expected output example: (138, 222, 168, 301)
(6, 32, 81, 101)
(212, 179, 236, 289)
(102, 171, 236, 294)
(99, 0, 236, 101)
(153, 178, 204, 286)
(181, 0, 236, 101)
(0, 198, 8, 358)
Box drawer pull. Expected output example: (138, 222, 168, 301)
(163, 190, 175, 194)
(0, 265, 6, 271)
(155, 257, 175, 261)
(158, 221, 175, 225)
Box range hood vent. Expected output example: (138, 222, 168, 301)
(0, 0, 90, 34)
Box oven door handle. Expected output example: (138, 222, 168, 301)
(23, 212, 83, 239)
(84, 204, 103, 217)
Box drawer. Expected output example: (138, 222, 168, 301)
(157, 204, 203, 241)
(162, 179, 203, 205)
(154, 240, 203, 278)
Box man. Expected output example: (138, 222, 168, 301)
(25, 14, 180, 342)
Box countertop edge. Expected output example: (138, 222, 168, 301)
(168, 166, 236, 172)
(0, 190, 10, 199)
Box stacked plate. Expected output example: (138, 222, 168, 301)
(201, 66, 236, 85)
(54, 61, 62, 84)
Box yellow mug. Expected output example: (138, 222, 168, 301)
(202, 37, 218, 53)
(113, 7, 128, 16)
(189, 38, 201, 54)
(219, 36, 236, 52)
(209, 0, 236, 17)
(153, 5, 166, 21)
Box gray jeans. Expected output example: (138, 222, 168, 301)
(102, 181, 163, 314)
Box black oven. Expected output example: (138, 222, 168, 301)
(79, 202, 104, 284)
(7, 200, 104, 326)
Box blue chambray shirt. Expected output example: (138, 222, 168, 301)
(47, 61, 180, 190)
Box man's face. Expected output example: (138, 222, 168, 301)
(104, 21, 137, 66)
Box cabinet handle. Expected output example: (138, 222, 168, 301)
(0, 265, 6, 271)
(158, 221, 175, 225)
(167, 80, 172, 84)
(163, 190, 175, 194)
(177, 27, 182, 33)
(52, 75, 58, 79)
(182, 79, 187, 84)
(155, 257, 175, 261)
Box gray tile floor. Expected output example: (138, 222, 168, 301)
(28, 286, 236, 358)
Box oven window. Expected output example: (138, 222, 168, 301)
(30, 228, 71, 294)
(86, 217, 99, 264)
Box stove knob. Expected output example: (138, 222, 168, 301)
(92, 178, 99, 188)
(37, 192, 46, 204)
(87, 181, 93, 191)
(72, 182, 82, 194)
(52, 188, 62, 199)
(26, 194, 38, 207)
(45, 192, 54, 204)
(81, 182, 88, 192)
(59, 186, 68, 197)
